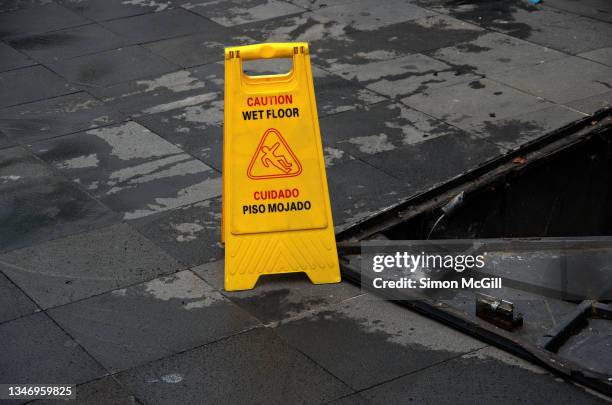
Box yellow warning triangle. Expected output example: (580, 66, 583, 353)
(247, 128, 302, 179)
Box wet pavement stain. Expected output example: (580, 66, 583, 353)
(276, 296, 485, 390)
(0, 147, 117, 253)
(230, 288, 328, 323)
(1, 1, 611, 403)
(46, 270, 259, 372)
(426, 0, 536, 40)
(133, 197, 224, 266)
(0, 92, 121, 143)
(10, 31, 78, 49)
(469, 80, 485, 89)
(31, 121, 221, 220)
(185, 0, 304, 27)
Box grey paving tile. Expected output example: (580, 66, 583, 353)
(144, 27, 254, 68)
(437, 0, 612, 54)
(327, 393, 373, 405)
(48, 46, 178, 88)
(361, 346, 604, 405)
(184, 0, 304, 27)
(0, 92, 122, 144)
(49, 270, 259, 372)
(0, 2, 89, 39)
(346, 14, 486, 55)
(0, 65, 76, 108)
(429, 31, 566, 75)
(333, 53, 481, 99)
(31, 121, 221, 220)
(276, 294, 486, 390)
(237, 13, 484, 72)
(470, 104, 586, 150)
(0, 223, 182, 309)
(101, 8, 219, 45)
(134, 91, 224, 170)
(235, 10, 351, 46)
(322, 144, 353, 168)
(579, 47, 612, 67)
(543, 0, 612, 23)
(0, 0, 54, 13)
(243, 61, 386, 116)
(132, 198, 223, 267)
(289, 0, 351, 10)
(89, 63, 224, 117)
(0, 130, 13, 149)
(323, 14, 485, 71)
(0, 312, 105, 385)
(489, 57, 612, 104)
(401, 78, 552, 130)
(128, 60, 372, 165)
(0, 271, 38, 324)
(234, 12, 375, 71)
(9, 24, 126, 63)
(312, 0, 435, 30)
(565, 91, 612, 115)
(58, 0, 174, 21)
(314, 66, 387, 115)
(0, 147, 117, 253)
(0, 42, 35, 72)
(320, 102, 469, 158)
(116, 327, 352, 404)
(194, 259, 362, 324)
(361, 131, 503, 193)
(326, 159, 412, 231)
(30, 377, 137, 405)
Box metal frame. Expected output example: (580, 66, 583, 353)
(336, 107, 612, 396)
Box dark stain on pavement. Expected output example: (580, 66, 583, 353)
(469, 80, 486, 89)
(230, 287, 328, 324)
(445, 0, 536, 39)
(10, 32, 77, 50)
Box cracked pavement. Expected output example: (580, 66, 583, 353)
(1, 0, 611, 403)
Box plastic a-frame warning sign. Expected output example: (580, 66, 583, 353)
(247, 128, 302, 179)
(222, 43, 341, 291)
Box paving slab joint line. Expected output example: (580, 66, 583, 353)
(186, 262, 367, 328)
(275, 334, 358, 397)
(32, 289, 266, 390)
(44, 44, 182, 89)
(264, 292, 366, 329)
(133, 118, 222, 175)
(539, 3, 612, 26)
(397, 0, 584, 58)
(20, 116, 128, 148)
(20, 367, 147, 405)
(0, 56, 38, 74)
(483, 73, 591, 108)
(4, 18, 97, 42)
(0, 244, 186, 316)
(26, 144, 121, 220)
(262, 292, 369, 329)
(352, 344, 492, 396)
(44, 310, 114, 381)
(100, 10, 216, 48)
(0, 261, 41, 325)
(278, 0, 310, 12)
(106, 323, 266, 378)
(0, 88, 82, 110)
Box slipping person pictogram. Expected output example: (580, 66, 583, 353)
(247, 128, 302, 179)
(261, 142, 292, 174)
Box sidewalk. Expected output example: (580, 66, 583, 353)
(0, 0, 611, 403)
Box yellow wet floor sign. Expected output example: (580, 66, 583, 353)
(222, 43, 341, 291)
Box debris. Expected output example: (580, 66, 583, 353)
(476, 293, 524, 330)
